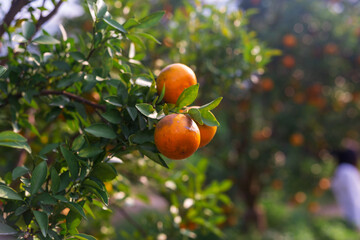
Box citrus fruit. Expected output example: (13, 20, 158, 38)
(154, 114, 200, 160)
(156, 63, 197, 104)
(197, 123, 217, 147)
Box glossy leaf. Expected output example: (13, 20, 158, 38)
(136, 11, 165, 29)
(188, 108, 203, 125)
(60, 146, 79, 179)
(90, 163, 117, 182)
(0, 131, 31, 153)
(85, 123, 117, 139)
(199, 97, 223, 111)
(30, 161, 47, 194)
(101, 109, 122, 124)
(176, 84, 199, 109)
(0, 66, 7, 77)
(135, 103, 157, 118)
(33, 35, 60, 44)
(200, 110, 220, 127)
(12, 166, 29, 180)
(33, 210, 48, 237)
(22, 21, 35, 40)
(103, 18, 127, 34)
(0, 185, 23, 201)
(74, 233, 97, 240)
(0, 222, 17, 236)
(50, 167, 60, 194)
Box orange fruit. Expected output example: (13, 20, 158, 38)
(156, 63, 197, 104)
(282, 55, 295, 68)
(197, 123, 217, 148)
(83, 91, 100, 113)
(154, 114, 200, 160)
(290, 133, 304, 146)
(324, 43, 338, 55)
(260, 78, 274, 91)
(282, 34, 297, 48)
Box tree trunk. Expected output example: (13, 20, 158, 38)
(239, 168, 267, 233)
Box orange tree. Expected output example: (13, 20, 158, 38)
(0, 0, 228, 239)
(125, 1, 281, 231)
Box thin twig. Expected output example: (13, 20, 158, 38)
(0, 0, 30, 39)
(35, 0, 64, 33)
(40, 90, 106, 111)
(0, 90, 106, 111)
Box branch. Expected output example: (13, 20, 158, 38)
(0, 0, 30, 39)
(0, 90, 106, 112)
(35, 0, 64, 32)
(40, 90, 106, 111)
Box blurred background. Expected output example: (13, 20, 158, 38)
(2, 0, 360, 239)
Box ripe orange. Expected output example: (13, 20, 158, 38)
(290, 133, 304, 146)
(154, 114, 200, 160)
(197, 123, 217, 148)
(156, 63, 197, 104)
(282, 55, 295, 68)
(260, 78, 274, 91)
(282, 34, 297, 48)
(83, 91, 100, 113)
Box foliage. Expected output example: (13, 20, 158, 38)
(0, 0, 224, 239)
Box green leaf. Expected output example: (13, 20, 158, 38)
(123, 18, 140, 30)
(22, 21, 35, 40)
(137, 32, 161, 44)
(176, 84, 199, 109)
(32, 35, 60, 44)
(83, 179, 108, 205)
(136, 11, 165, 29)
(0, 222, 18, 236)
(104, 96, 123, 107)
(74, 233, 97, 240)
(12, 166, 29, 180)
(39, 143, 59, 155)
(199, 97, 223, 111)
(0, 185, 23, 201)
(85, 123, 116, 139)
(101, 109, 122, 124)
(78, 146, 103, 158)
(139, 147, 168, 168)
(131, 129, 154, 144)
(0, 131, 31, 153)
(72, 135, 85, 151)
(96, 1, 107, 18)
(200, 110, 219, 127)
(50, 167, 60, 194)
(188, 108, 203, 125)
(0, 66, 7, 77)
(135, 103, 157, 118)
(66, 202, 87, 219)
(126, 107, 138, 121)
(69, 52, 86, 61)
(30, 161, 47, 195)
(12, 34, 27, 43)
(103, 18, 127, 34)
(66, 211, 82, 235)
(157, 83, 166, 103)
(60, 146, 79, 179)
(33, 210, 48, 237)
(15, 205, 29, 216)
(90, 163, 117, 182)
